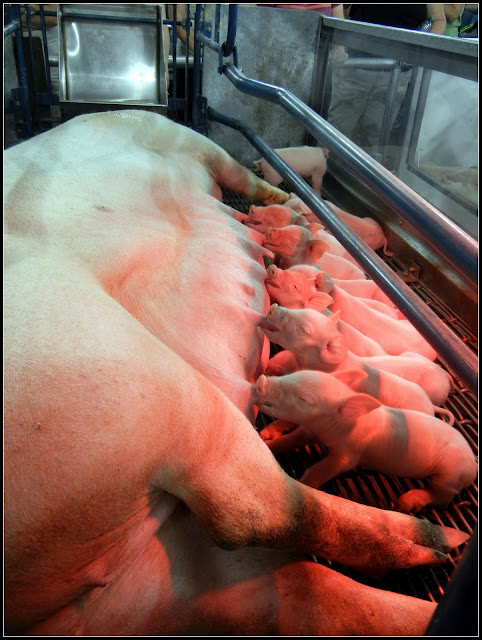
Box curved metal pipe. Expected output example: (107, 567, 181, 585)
(222, 64, 478, 288)
(222, 4, 238, 56)
(208, 106, 478, 396)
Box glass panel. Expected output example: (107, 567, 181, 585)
(408, 70, 478, 213)
(322, 30, 478, 239)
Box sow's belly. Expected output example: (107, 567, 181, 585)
(111, 212, 272, 420)
(6, 136, 272, 420)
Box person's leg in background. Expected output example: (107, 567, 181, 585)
(327, 66, 373, 143)
(358, 68, 412, 160)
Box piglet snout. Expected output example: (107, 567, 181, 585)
(258, 303, 281, 331)
(256, 374, 268, 397)
(267, 303, 279, 317)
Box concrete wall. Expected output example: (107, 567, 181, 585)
(202, 5, 321, 167)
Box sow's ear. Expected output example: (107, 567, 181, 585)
(338, 394, 381, 425)
(308, 238, 331, 260)
(332, 369, 368, 391)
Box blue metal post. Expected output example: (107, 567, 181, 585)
(192, 5, 205, 132)
(10, 4, 33, 137)
(222, 4, 238, 56)
(38, 5, 53, 101)
(171, 4, 178, 114)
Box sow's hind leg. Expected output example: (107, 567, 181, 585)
(152, 504, 437, 637)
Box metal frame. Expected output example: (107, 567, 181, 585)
(404, 68, 478, 215)
(3, 3, 199, 135)
(4, 4, 60, 135)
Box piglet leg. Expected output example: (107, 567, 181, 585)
(397, 489, 445, 514)
(311, 171, 323, 196)
(300, 452, 357, 488)
(266, 350, 299, 376)
(261, 425, 316, 455)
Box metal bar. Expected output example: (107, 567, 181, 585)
(307, 19, 331, 125)
(4, 20, 21, 38)
(58, 13, 158, 24)
(215, 4, 221, 43)
(222, 4, 238, 56)
(207, 106, 478, 397)
(341, 58, 398, 71)
(378, 62, 402, 160)
(171, 4, 178, 112)
(25, 5, 42, 133)
(11, 7, 29, 93)
(168, 55, 193, 67)
(192, 5, 203, 130)
(38, 5, 53, 102)
(29, 10, 57, 17)
(406, 68, 433, 171)
(322, 15, 478, 82)
(221, 64, 478, 288)
(184, 6, 191, 123)
(198, 32, 222, 55)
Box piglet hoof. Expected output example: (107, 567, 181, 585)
(259, 421, 296, 443)
(259, 426, 278, 443)
(396, 489, 432, 514)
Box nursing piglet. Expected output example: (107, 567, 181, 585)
(280, 195, 390, 253)
(255, 370, 477, 513)
(265, 265, 387, 357)
(261, 304, 453, 407)
(263, 225, 367, 280)
(262, 255, 436, 360)
(245, 204, 311, 234)
(330, 275, 402, 310)
(325, 201, 391, 254)
(259, 304, 441, 416)
(265, 264, 402, 320)
(253, 146, 329, 196)
(308, 265, 404, 319)
(311, 227, 363, 269)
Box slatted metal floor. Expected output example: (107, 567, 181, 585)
(222, 183, 478, 604)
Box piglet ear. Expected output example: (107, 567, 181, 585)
(308, 238, 330, 260)
(338, 394, 381, 424)
(293, 212, 310, 227)
(329, 309, 341, 326)
(307, 292, 333, 312)
(320, 334, 347, 365)
(315, 271, 334, 295)
(332, 369, 368, 391)
(307, 223, 324, 235)
(314, 272, 328, 292)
